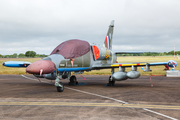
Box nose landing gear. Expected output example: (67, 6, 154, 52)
(55, 72, 79, 92)
(57, 82, 64, 92)
(55, 74, 64, 92)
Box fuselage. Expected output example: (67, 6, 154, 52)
(42, 43, 117, 72)
(26, 40, 117, 80)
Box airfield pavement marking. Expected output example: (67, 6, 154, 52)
(1, 102, 180, 110)
(64, 87, 178, 120)
(20, 75, 178, 120)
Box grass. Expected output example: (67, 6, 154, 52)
(0, 56, 179, 75)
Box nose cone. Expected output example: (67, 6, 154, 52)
(26, 60, 55, 74)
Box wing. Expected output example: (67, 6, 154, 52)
(2, 61, 31, 67)
(93, 60, 177, 69)
(111, 61, 177, 68)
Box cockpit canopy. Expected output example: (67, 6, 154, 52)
(50, 39, 90, 59)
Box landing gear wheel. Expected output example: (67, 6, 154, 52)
(69, 75, 78, 85)
(57, 82, 64, 92)
(106, 76, 115, 86)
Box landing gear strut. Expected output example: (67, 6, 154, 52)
(106, 76, 115, 86)
(69, 75, 78, 85)
(106, 68, 115, 86)
(55, 74, 64, 92)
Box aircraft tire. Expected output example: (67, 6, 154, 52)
(69, 75, 78, 85)
(57, 82, 64, 92)
(108, 76, 115, 86)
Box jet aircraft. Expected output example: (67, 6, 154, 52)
(3, 20, 177, 92)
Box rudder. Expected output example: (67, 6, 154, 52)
(103, 20, 114, 50)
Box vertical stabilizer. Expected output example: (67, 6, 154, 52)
(104, 20, 114, 50)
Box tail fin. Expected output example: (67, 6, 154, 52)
(104, 20, 114, 50)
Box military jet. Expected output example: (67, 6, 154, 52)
(3, 20, 177, 92)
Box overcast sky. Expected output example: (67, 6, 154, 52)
(0, 0, 180, 55)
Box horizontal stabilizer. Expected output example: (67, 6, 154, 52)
(115, 52, 144, 54)
(2, 61, 31, 67)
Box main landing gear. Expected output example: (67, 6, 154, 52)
(69, 75, 78, 85)
(106, 68, 115, 86)
(106, 76, 115, 86)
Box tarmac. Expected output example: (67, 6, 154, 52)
(0, 75, 180, 120)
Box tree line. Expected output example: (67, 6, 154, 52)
(117, 50, 180, 56)
(0, 51, 48, 58)
(0, 50, 179, 58)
